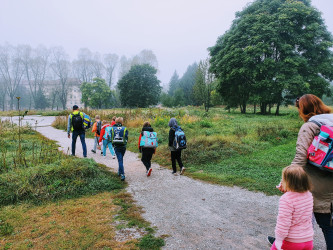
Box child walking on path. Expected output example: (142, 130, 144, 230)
(168, 118, 185, 175)
(271, 165, 314, 250)
(91, 115, 101, 153)
(138, 121, 156, 177)
(98, 120, 115, 158)
(112, 117, 128, 181)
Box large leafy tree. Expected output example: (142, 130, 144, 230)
(117, 64, 161, 108)
(80, 78, 112, 109)
(178, 63, 198, 106)
(209, 0, 333, 114)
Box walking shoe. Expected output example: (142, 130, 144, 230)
(172, 171, 177, 176)
(91, 149, 96, 153)
(180, 167, 186, 175)
(267, 236, 275, 246)
(101, 152, 103, 155)
(121, 174, 125, 181)
(112, 155, 116, 159)
(147, 168, 152, 177)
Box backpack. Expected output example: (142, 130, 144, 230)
(110, 126, 127, 146)
(173, 126, 187, 150)
(83, 114, 92, 129)
(140, 131, 158, 148)
(104, 126, 113, 142)
(72, 112, 83, 130)
(307, 123, 333, 172)
(96, 121, 102, 135)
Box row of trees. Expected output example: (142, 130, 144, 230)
(0, 43, 158, 111)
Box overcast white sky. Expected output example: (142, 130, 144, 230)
(1, 0, 332, 87)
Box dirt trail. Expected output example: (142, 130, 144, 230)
(4, 116, 326, 249)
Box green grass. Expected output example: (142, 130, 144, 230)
(0, 119, 165, 249)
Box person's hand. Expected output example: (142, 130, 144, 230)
(276, 181, 286, 193)
(68, 134, 70, 139)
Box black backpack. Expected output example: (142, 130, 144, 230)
(72, 113, 83, 131)
(96, 121, 102, 135)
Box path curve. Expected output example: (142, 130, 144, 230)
(3, 116, 326, 249)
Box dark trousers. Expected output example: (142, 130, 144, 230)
(171, 150, 183, 173)
(141, 148, 154, 171)
(115, 147, 126, 175)
(314, 212, 333, 250)
(72, 130, 87, 157)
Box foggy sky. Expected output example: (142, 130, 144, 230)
(1, 0, 332, 87)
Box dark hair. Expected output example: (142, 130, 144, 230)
(296, 94, 331, 122)
(282, 165, 312, 192)
(73, 105, 79, 110)
(143, 121, 151, 128)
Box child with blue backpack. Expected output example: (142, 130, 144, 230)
(98, 120, 115, 158)
(168, 118, 186, 175)
(138, 121, 156, 177)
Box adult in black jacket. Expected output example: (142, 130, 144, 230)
(138, 121, 155, 177)
(168, 118, 185, 175)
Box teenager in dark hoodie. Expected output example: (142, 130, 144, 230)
(168, 118, 185, 175)
(138, 121, 155, 177)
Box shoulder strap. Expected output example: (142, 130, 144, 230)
(309, 120, 322, 128)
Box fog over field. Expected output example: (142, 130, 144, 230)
(1, 0, 332, 85)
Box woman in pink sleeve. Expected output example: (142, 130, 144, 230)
(271, 165, 313, 250)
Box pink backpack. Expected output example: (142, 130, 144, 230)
(307, 124, 333, 172)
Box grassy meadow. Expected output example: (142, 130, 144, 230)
(52, 105, 303, 195)
(0, 119, 165, 249)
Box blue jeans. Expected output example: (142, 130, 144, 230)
(314, 212, 333, 250)
(102, 140, 115, 156)
(115, 147, 126, 175)
(72, 130, 87, 157)
(93, 136, 99, 151)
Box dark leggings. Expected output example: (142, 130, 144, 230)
(314, 212, 333, 250)
(171, 150, 183, 173)
(141, 148, 154, 171)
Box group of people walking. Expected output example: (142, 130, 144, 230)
(67, 95, 333, 250)
(67, 105, 185, 181)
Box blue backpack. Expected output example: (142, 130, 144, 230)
(173, 126, 187, 150)
(140, 131, 158, 148)
(110, 126, 128, 145)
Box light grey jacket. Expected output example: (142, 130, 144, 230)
(291, 114, 333, 213)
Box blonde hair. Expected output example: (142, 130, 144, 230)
(115, 117, 123, 125)
(282, 165, 312, 192)
(102, 120, 108, 125)
(95, 115, 100, 119)
(112, 116, 116, 121)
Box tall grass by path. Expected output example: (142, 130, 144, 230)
(0, 119, 165, 249)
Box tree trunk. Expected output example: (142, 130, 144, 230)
(275, 103, 280, 116)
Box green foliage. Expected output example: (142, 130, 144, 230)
(80, 78, 113, 109)
(117, 64, 161, 108)
(137, 234, 165, 249)
(0, 122, 124, 206)
(209, 0, 333, 114)
(0, 218, 14, 236)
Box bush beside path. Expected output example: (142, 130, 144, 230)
(20, 116, 326, 249)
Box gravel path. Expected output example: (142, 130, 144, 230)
(2, 116, 326, 249)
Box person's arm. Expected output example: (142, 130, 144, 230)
(67, 115, 72, 138)
(99, 127, 105, 143)
(291, 122, 319, 167)
(138, 133, 142, 151)
(275, 194, 293, 250)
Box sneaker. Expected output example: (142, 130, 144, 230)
(121, 174, 125, 181)
(172, 171, 177, 176)
(101, 152, 103, 155)
(112, 155, 116, 159)
(267, 236, 275, 246)
(147, 168, 152, 177)
(91, 149, 96, 153)
(180, 167, 186, 175)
